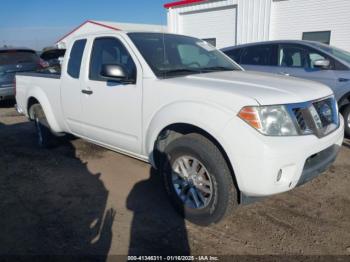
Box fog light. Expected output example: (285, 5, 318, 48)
(277, 169, 282, 182)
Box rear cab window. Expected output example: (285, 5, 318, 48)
(67, 39, 87, 79)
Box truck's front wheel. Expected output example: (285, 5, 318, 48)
(161, 133, 238, 226)
(31, 104, 55, 148)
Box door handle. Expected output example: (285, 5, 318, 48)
(338, 78, 350, 82)
(81, 89, 93, 95)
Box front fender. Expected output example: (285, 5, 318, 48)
(145, 100, 235, 159)
(26, 87, 62, 133)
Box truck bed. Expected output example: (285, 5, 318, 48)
(15, 71, 65, 133)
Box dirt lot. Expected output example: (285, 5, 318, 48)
(0, 100, 349, 258)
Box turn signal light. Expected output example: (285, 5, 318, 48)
(238, 107, 261, 129)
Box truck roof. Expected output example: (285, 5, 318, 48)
(67, 30, 191, 42)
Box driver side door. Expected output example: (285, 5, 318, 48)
(80, 36, 142, 154)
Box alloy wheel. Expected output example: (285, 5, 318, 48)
(171, 156, 214, 209)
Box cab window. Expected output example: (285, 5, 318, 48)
(67, 39, 86, 79)
(89, 37, 136, 81)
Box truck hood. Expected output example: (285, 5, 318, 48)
(177, 70, 333, 105)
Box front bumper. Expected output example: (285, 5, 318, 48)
(0, 85, 15, 100)
(297, 144, 339, 186)
(221, 115, 344, 197)
(240, 144, 340, 204)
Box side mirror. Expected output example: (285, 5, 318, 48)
(100, 64, 128, 81)
(313, 59, 330, 69)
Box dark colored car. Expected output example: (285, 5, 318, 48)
(0, 48, 42, 100)
(222, 40, 350, 137)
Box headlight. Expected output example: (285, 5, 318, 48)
(238, 105, 298, 136)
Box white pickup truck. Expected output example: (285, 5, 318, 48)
(15, 31, 344, 225)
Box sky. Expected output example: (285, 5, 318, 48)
(0, 0, 170, 50)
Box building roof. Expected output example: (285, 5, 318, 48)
(164, 0, 207, 9)
(56, 20, 167, 44)
(56, 20, 119, 44)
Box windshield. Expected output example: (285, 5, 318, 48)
(0, 50, 39, 66)
(314, 43, 350, 64)
(128, 33, 240, 78)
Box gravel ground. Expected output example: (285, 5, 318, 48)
(0, 100, 349, 259)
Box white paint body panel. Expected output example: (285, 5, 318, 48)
(15, 31, 344, 197)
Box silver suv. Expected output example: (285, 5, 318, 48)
(222, 40, 350, 137)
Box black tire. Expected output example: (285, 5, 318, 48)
(341, 104, 350, 138)
(31, 104, 55, 148)
(160, 133, 238, 226)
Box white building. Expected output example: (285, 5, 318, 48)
(56, 20, 167, 48)
(165, 0, 350, 51)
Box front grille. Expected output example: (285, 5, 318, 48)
(287, 96, 339, 138)
(292, 108, 308, 132)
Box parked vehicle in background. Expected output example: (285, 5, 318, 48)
(15, 32, 344, 225)
(222, 40, 350, 137)
(0, 48, 43, 101)
(40, 48, 66, 73)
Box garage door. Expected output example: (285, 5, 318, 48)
(180, 6, 237, 49)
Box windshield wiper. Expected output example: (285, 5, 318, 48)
(200, 66, 235, 72)
(161, 68, 201, 76)
(160, 67, 235, 78)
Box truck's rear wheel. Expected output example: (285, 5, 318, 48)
(161, 133, 238, 226)
(341, 104, 350, 138)
(31, 104, 55, 148)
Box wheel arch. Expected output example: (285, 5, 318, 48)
(149, 121, 240, 194)
(151, 123, 240, 197)
(26, 91, 62, 132)
(145, 101, 234, 155)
